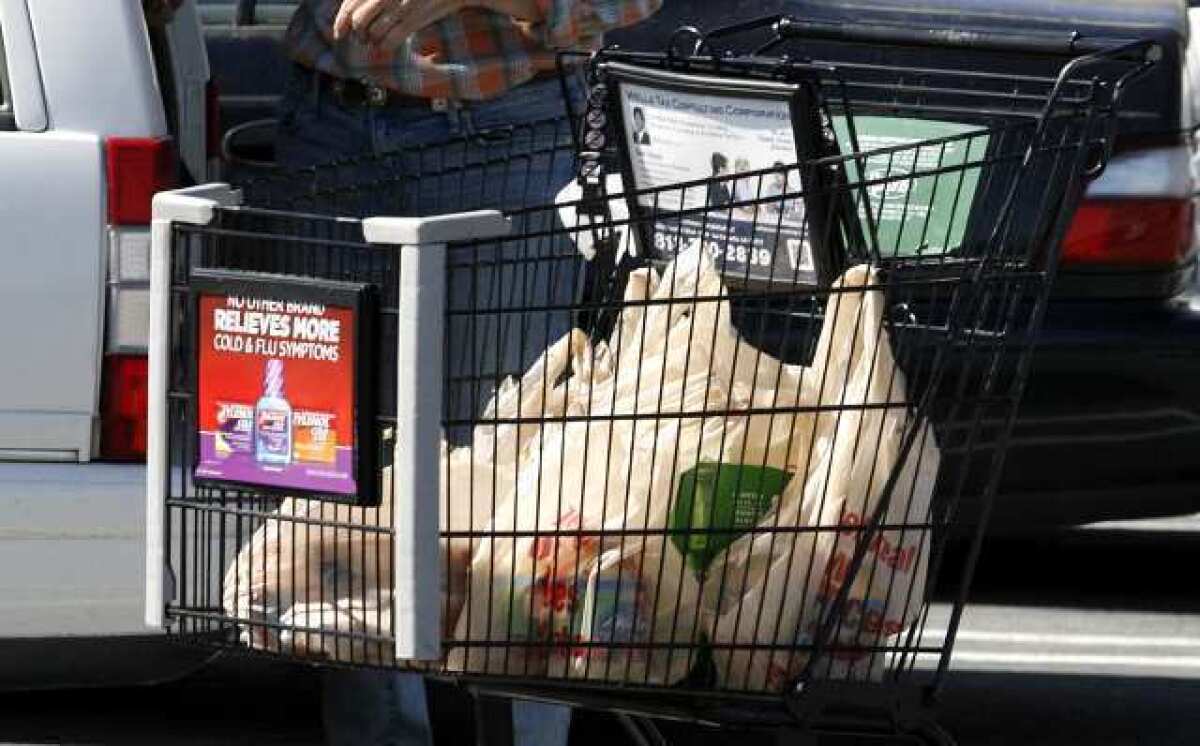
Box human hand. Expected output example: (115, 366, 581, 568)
(482, 0, 541, 21)
(334, 0, 463, 44)
(334, 0, 543, 46)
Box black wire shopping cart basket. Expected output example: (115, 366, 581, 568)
(144, 18, 1158, 745)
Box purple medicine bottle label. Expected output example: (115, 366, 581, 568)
(255, 358, 293, 466)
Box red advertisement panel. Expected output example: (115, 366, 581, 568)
(194, 287, 360, 497)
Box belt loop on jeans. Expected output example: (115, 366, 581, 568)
(445, 102, 466, 137)
(462, 107, 479, 137)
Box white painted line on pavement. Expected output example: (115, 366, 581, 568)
(1083, 512, 1200, 533)
(942, 652, 1200, 669)
(922, 630, 1200, 648)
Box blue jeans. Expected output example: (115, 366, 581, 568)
(278, 67, 580, 746)
(321, 670, 572, 746)
(275, 65, 583, 217)
(277, 66, 585, 430)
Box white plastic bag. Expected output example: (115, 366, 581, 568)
(701, 266, 941, 691)
(561, 537, 703, 685)
(448, 251, 735, 681)
(221, 328, 582, 664)
(220, 496, 391, 654)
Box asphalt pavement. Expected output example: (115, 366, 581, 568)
(932, 518, 1200, 745)
(3, 517, 1199, 745)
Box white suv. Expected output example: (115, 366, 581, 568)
(0, 0, 214, 688)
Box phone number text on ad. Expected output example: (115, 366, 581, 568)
(654, 232, 775, 268)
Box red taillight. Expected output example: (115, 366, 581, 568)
(1062, 198, 1194, 267)
(205, 80, 222, 160)
(100, 354, 149, 461)
(106, 137, 177, 225)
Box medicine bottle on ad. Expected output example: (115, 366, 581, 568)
(255, 358, 293, 466)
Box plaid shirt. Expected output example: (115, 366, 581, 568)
(286, 0, 662, 101)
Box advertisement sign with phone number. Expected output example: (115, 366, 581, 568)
(607, 63, 989, 284)
(615, 73, 822, 286)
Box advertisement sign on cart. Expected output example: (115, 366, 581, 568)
(602, 62, 992, 284)
(605, 62, 840, 287)
(191, 270, 379, 505)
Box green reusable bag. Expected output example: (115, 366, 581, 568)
(671, 461, 793, 575)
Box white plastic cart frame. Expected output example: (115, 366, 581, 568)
(145, 184, 510, 661)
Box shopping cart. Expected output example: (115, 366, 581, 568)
(144, 18, 1157, 745)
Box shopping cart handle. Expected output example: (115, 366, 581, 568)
(772, 16, 1152, 60)
(362, 210, 512, 246)
(151, 183, 243, 225)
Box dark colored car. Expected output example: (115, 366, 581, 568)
(201, 0, 1200, 528)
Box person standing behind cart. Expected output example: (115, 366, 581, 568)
(276, 1, 662, 745)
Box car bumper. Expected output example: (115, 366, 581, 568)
(991, 277, 1200, 525)
(0, 463, 150, 637)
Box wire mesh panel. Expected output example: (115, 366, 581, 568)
(155, 26, 1158, 737)
(430, 127, 1072, 696)
(164, 209, 399, 660)
(164, 109, 588, 664)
